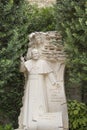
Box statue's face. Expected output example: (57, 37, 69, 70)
(32, 49, 39, 60)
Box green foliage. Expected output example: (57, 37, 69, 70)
(68, 100, 87, 130)
(0, 124, 14, 130)
(0, 0, 55, 128)
(55, 0, 87, 103)
(0, 0, 30, 127)
(27, 6, 55, 32)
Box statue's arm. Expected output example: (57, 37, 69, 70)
(20, 56, 27, 72)
(48, 72, 60, 88)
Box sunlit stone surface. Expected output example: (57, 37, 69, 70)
(17, 31, 69, 130)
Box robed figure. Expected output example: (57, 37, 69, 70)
(18, 49, 59, 130)
(17, 31, 69, 130)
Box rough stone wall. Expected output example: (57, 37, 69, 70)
(27, 0, 56, 7)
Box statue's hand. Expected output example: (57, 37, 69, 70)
(20, 56, 25, 63)
(53, 81, 60, 88)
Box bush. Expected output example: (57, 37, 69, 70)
(55, 0, 87, 103)
(0, 0, 31, 127)
(27, 6, 56, 32)
(0, 0, 55, 128)
(0, 124, 14, 130)
(68, 100, 87, 130)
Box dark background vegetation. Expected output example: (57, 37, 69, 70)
(0, 0, 87, 129)
(0, 0, 55, 128)
(56, 0, 87, 104)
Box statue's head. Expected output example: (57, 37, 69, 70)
(31, 49, 40, 60)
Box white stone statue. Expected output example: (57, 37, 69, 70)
(17, 32, 68, 130)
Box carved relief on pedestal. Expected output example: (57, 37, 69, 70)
(18, 31, 69, 130)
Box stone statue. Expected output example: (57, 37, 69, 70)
(18, 32, 68, 130)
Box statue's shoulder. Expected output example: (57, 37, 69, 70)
(25, 59, 32, 64)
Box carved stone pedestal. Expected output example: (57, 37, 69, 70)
(17, 31, 69, 130)
(38, 112, 63, 130)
